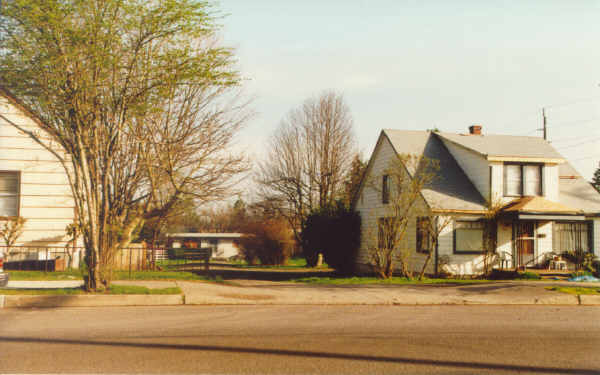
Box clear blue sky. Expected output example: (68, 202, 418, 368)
(219, 0, 600, 181)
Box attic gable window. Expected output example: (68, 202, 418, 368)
(382, 175, 389, 204)
(504, 163, 542, 197)
(0, 172, 19, 217)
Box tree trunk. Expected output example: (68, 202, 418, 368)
(418, 252, 432, 281)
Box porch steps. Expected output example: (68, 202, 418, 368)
(522, 268, 571, 280)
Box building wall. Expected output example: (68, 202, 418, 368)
(0, 96, 75, 247)
(536, 220, 554, 262)
(593, 219, 600, 258)
(355, 135, 434, 275)
(440, 139, 490, 201)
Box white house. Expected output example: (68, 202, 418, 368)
(355, 126, 600, 276)
(167, 233, 242, 259)
(0, 87, 80, 265)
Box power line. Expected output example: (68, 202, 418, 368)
(556, 137, 600, 150)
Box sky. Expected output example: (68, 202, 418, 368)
(218, 0, 600, 183)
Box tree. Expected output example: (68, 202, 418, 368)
(0, 217, 26, 258)
(416, 215, 452, 280)
(366, 154, 438, 279)
(256, 91, 356, 245)
(592, 162, 600, 193)
(343, 154, 367, 207)
(0, 0, 248, 291)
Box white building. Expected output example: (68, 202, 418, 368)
(355, 126, 600, 276)
(167, 233, 242, 259)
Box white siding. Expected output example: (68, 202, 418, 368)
(497, 220, 513, 268)
(536, 221, 553, 264)
(440, 138, 490, 201)
(0, 96, 75, 247)
(594, 219, 600, 258)
(355, 135, 433, 275)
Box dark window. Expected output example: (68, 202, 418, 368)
(416, 217, 431, 253)
(382, 175, 389, 204)
(454, 220, 485, 253)
(504, 163, 542, 197)
(553, 221, 592, 253)
(0, 172, 19, 217)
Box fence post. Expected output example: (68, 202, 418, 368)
(128, 248, 132, 279)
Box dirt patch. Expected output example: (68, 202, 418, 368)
(218, 293, 276, 301)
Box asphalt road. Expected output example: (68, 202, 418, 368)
(1, 305, 599, 374)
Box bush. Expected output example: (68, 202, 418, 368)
(301, 201, 361, 275)
(238, 219, 293, 266)
(562, 251, 597, 272)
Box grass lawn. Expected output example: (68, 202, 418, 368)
(292, 276, 491, 285)
(224, 257, 329, 269)
(0, 285, 182, 295)
(6, 270, 211, 281)
(546, 286, 600, 295)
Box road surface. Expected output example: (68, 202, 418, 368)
(1, 305, 599, 374)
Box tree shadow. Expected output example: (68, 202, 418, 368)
(0, 336, 594, 374)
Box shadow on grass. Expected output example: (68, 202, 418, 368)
(0, 336, 594, 374)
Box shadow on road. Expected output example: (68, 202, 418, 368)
(0, 335, 593, 374)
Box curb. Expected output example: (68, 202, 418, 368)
(2, 294, 183, 308)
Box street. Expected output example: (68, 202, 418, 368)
(1, 305, 599, 374)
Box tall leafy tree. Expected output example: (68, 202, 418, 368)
(0, 0, 248, 290)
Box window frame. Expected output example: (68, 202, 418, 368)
(503, 163, 543, 197)
(453, 219, 486, 254)
(0, 171, 21, 218)
(552, 221, 593, 253)
(382, 174, 389, 204)
(416, 217, 431, 254)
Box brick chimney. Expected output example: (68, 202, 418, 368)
(468, 125, 482, 135)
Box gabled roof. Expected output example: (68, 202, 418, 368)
(383, 129, 487, 212)
(437, 132, 564, 162)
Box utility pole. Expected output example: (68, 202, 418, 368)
(539, 107, 547, 141)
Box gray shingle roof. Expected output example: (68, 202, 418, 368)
(436, 132, 564, 160)
(558, 162, 600, 214)
(383, 130, 487, 211)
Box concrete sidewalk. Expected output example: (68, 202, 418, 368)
(2, 279, 600, 307)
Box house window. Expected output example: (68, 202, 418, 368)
(454, 220, 485, 253)
(0, 172, 19, 217)
(382, 175, 389, 204)
(416, 217, 431, 253)
(504, 163, 542, 197)
(553, 222, 592, 253)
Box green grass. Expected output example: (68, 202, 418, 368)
(225, 257, 329, 269)
(7, 270, 85, 281)
(546, 286, 600, 295)
(7, 270, 210, 281)
(292, 276, 490, 285)
(0, 285, 182, 295)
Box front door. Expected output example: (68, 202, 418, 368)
(516, 222, 535, 267)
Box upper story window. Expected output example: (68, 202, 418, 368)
(504, 163, 542, 197)
(0, 172, 19, 217)
(382, 175, 389, 204)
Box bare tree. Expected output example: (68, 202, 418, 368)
(0, 0, 248, 290)
(0, 217, 26, 259)
(256, 91, 356, 243)
(366, 155, 438, 279)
